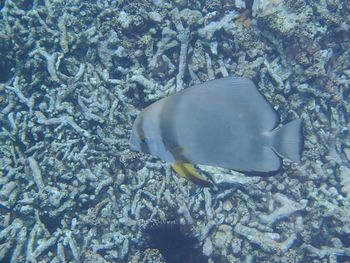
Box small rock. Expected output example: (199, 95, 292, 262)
(180, 8, 203, 26)
(116, 173, 125, 185)
(343, 148, 350, 161)
(0, 181, 17, 199)
(173, 0, 188, 8)
(203, 238, 213, 256)
(47, 186, 63, 207)
(339, 166, 350, 197)
(223, 200, 233, 211)
(115, 46, 127, 58)
(234, 0, 246, 9)
(231, 237, 242, 254)
(213, 224, 233, 249)
(118, 11, 131, 29)
(148, 11, 162, 23)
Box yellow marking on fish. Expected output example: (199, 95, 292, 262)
(171, 163, 213, 188)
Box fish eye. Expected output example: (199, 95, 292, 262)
(140, 136, 153, 146)
(139, 137, 151, 153)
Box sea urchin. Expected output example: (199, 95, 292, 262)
(140, 220, 208, 263)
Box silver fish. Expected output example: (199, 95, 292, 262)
(130, 77, 303, 185)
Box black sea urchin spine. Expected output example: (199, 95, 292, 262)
(139, 220, 208, 263)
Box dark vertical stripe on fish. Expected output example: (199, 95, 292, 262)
(159, 95, 188, 162)
(135, 112, 151, 153)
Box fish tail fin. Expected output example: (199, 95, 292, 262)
(171, 163, 214, 188)
(272, 118, 303, 164)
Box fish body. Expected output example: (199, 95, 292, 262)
(130, 77, 303, 185)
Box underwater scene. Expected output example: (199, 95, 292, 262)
(0, 0, 350, 262)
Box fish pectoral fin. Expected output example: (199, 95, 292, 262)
(171, 162, 214, 188)
(170, 146, 187, 160)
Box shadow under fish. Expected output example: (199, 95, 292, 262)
(130, 77, 304, 187)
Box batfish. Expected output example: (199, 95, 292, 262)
(129, 77, 303, 187)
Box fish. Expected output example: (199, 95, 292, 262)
(129, 76, 303, 187)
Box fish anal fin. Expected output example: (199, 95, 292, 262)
(171, 163, 213, 188)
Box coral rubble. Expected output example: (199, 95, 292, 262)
(0, 0, 349, 262)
